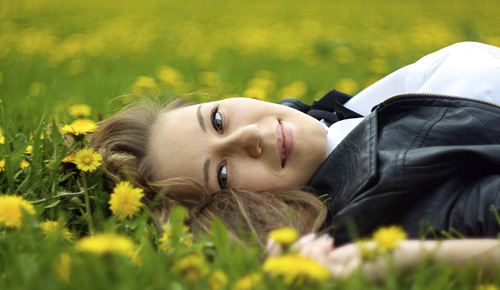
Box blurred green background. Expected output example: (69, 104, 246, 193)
(1, 1, 500, 288)
(1, 0, 500, 130)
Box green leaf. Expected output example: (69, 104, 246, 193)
(449, 227, 465, 239)
(59, 171, 78, 183)
(44, 199, 61, 209)
(167, 206, 188, 249)
(210, 218, 230, 260)
(440, 231, 455, 240)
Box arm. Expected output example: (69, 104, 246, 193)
(328, 239, 500, 282)
(394, 239, 500, 270)
(280, 235, 500, 282)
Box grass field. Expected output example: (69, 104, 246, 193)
(1, 0, 500, 288)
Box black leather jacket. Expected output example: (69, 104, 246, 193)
(307, 94, 500, 245)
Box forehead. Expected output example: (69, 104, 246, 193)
(150, 104, 204, 182)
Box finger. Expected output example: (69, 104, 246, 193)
(291, 233, 317, 251)
(266, 239, 283, 257)
(328, 256, 362, 280)
(318, 234, 335, 253)
(307, 235, 334, 258)
(327, 244, 360, 264)
(298, 235, 334, 262)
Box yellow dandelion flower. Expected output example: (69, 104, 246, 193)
(477, 284, 500, 290)
(108, 181, 144, 221)
(247, 77, 276, 94)
(263, 254, 330, 287)
(29, 131, 45, 141)
(40, 219, 62, 233)
(45, 159, 54, 170)
(131, 76, 158, 94)
(54, 253, 71, 282)
(255, 70, 278, 81)
(268, 227, 299, 246)
(73, 148, 102, 172)
(69, 104, 91, 118)
(157, 65, 184, 85)
(233, 273, 262, 290)
(0, 130, 4, 144)
(60, 119, 97, 136)
(0, 195, 36, 228)
(181, 233, 194, 247)
(336, 78, 358, 95)
(172, 254, 209, 283)
(135, 76, 157, 88)
(25, 145, 33, 154)
(243, 87, 267, 101)
(277, 81, 308, 99)
(158, 226, 193, 251)
(75, 233, 136, 258)
(0, 159, 5, 172)
(62, 152, 75, 163)
(20, 160, 29, 169)
(40, 220, 73, 242)
(372, 225, 408, 253)
(358, 240, 378, 261)
(158, 231, 173, 251)
(208, 270, 228, 290)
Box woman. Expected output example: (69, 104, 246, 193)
(91, 42, 500, 277)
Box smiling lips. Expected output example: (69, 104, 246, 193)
(277, 120, 293, 168)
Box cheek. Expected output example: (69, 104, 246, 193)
(233, 163, 278, 191)
(235, 164, 307, 191)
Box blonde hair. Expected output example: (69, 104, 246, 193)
(91, 97, 327, 244)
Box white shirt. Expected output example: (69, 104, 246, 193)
(326, 42, 500, 154)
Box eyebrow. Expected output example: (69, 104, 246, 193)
(197, 104, 206, 132)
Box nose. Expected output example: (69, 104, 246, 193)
(219, 124, 262, 158)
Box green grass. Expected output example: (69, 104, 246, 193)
(1, 0, 500, 288)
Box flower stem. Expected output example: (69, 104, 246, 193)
(30, 190, 85, 205)
(82, 172, 95, 234)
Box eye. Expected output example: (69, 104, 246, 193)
(217, 162, 228, 189)
(211, 106, 224, 133)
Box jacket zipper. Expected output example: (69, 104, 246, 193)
(373, 93, 500, 111)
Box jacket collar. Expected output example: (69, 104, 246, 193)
(306, 113, 378, 213)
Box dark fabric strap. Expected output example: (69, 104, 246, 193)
(279, 89, 363, 126)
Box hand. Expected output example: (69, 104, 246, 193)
(267, 234, 388, 282)
(266, 233, 365, 279)
(326, 241, 387, 281)
(291, 233, 334, 265)
(266, 233, 334, 260)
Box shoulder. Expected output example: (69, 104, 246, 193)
(442, 41, 500, 55)
(406, 42, 500, 101)
(413, 41, 500, 70)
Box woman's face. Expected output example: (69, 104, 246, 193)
(150, 98, 328, 192)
